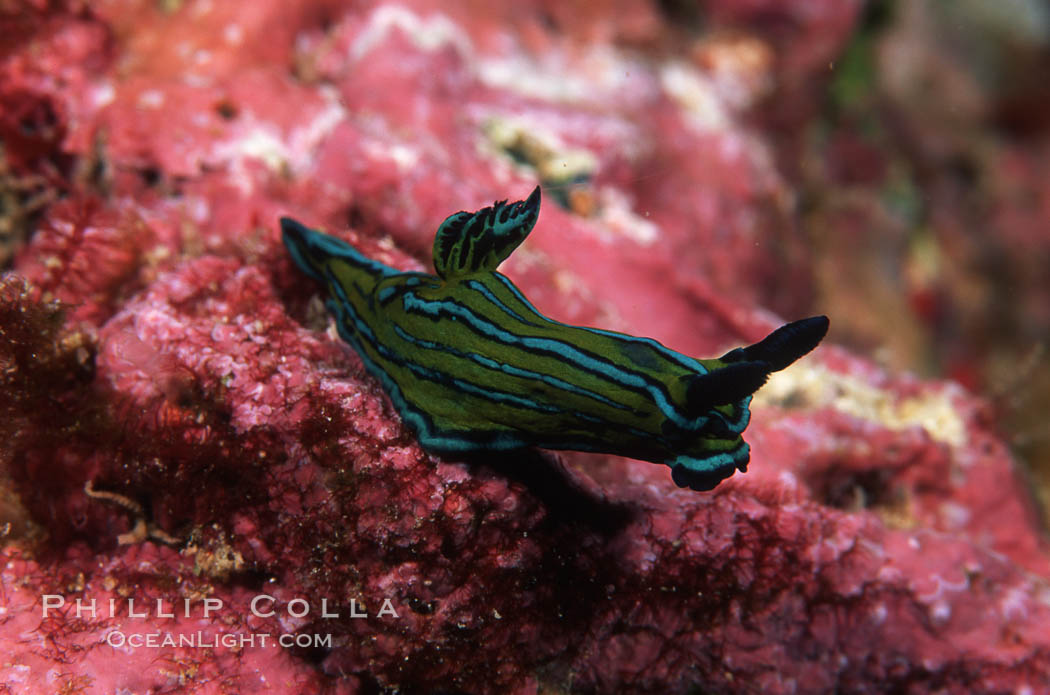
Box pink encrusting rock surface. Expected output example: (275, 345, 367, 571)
(2, 1, 1049, 694)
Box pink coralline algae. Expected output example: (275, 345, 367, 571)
(1, 1, 1049, 694)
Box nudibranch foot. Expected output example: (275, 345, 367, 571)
(281, 188, 828, 491)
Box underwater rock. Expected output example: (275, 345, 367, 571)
(1, 1, 1048, 694)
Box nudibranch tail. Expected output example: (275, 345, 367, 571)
(281, 216, 400, 285)
(281, 190, 829, 493)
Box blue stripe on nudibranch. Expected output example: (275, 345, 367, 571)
(390, 323, 638, 415)
(463, 279, 543, 327)
(281, 187, 829, 491)
(397, 290, 705, 431)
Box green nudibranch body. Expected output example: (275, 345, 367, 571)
(281, 188, 828, 490)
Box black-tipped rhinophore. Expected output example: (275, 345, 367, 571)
(721, 315, 830, 372)
(683, 316, 829, 418)
(684, 360, 771, 414)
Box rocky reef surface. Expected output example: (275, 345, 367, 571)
(1, 1, 1048, 693)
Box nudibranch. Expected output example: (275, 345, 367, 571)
(281, 188, 828, 490)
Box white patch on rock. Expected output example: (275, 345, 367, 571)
(211, 87, 346, 192)
(350, 5, 472, 61)
(597, 188, 659, 246)
(756, 363, 969, 448)
(660, 61, 729, 132)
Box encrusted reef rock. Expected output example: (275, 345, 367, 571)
(1, 1, 1048, 694)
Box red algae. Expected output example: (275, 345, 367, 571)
(1, 1, 1049, 694)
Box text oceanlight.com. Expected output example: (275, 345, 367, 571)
(105, 630, 333, 649)
(41, 594, 401, 650)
